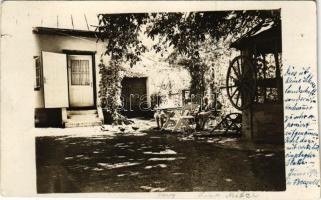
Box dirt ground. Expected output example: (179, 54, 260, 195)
(35, 118, 286, 193)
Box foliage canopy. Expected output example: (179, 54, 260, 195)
(96, 10, 281, 107)
(96, 10, 280, 66)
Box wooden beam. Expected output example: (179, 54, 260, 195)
(33, 27, 98, 38)
(62, 49, 97, 55)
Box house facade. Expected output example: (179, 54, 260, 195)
(33, 27, 191, 127)
(33, 27, 107, 127)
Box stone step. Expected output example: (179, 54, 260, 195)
(68, 113, 98, 120)
(65, 109, 102, 128)
(67, 109, 97, 115)
(65, 120, 102, 128)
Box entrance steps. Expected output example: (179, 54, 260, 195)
(64, 109, 103, 128)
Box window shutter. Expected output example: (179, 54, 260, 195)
(42, 51, 69, 108)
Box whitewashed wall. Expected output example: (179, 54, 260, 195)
(34, 34, 107, 108)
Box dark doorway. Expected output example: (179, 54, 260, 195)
(121, 77, 149, 117)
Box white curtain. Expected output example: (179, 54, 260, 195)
(71, 60, 90, 85)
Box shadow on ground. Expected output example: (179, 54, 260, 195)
(36, 118, 286, 193)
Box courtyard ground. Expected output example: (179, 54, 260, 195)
(35, 118, 286, 193)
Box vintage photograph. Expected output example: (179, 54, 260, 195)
(33, 9, 286, 193)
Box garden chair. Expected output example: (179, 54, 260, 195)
(161, 108, 182, 130)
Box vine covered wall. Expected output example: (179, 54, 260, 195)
(98, 58, 124, 123)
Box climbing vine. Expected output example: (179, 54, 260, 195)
(98, 58, 124, 123)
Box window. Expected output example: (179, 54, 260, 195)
(34, 56, 41, 90)
(70, 59, 90, 85)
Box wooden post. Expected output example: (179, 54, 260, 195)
(274, 49, 282, 102)
(240, 49, 253, 141)
(263, 54, 267, 102)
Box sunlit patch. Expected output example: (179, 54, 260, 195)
(54, 137, 68, 141)
(140, 186, 152, 190)
(172, 172, 184, 175)
(140, 186, 166, 192)
(114, 143, 125, 147)
(117, 174, 126, 177)
(178, 136, 194, 141)
(143, 149, 177, 155)
(265, 153, 275, 157)
(150, 187, 166, 192)
(129, 172, 140, 176)
(92, 167, 104, 171)
(218, 138, 237, 144)
(115, 143, 130, 148)
(97, 162, 141, 169)
(148, 157, 176, 161)
(117, 156, 126, 158)
(144, 164, 167, 169)
(248, 153, 264, 158)
(225, 178, 233, 182)
(205, 138, 221, 143)
(65, 157, 73, 160)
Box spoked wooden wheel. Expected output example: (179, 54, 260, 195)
(226, 56, 256, 110)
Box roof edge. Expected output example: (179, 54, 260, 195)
(33, 27, 98, 38)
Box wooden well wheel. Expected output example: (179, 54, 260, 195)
(226, 55, 256, 110)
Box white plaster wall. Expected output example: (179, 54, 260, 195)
(34, 34, 106, 108)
